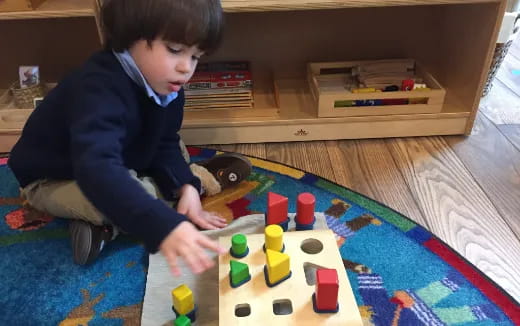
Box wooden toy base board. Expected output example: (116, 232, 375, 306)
(218, 229, 363, 325)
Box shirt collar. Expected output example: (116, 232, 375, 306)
(113, 50, 178, 108)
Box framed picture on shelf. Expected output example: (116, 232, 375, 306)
(19, 66, 39, 88)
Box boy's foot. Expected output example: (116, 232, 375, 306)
(196, 153, 252, 191)
(69, 220, 113, 265)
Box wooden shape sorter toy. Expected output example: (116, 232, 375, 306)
(218, 229, 363, 325)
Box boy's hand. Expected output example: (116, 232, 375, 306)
(176, 184, 227, 229)
(160, 221, 226, 276)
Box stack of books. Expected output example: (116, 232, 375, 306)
(353, 59, 421, 89)
(184, 61, 253, 110)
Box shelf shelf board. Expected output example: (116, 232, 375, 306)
(0, 0, 502, 20)
(183, 78, 471, 128)
(0, 78, 472, 134)
(222, 0, 501, 12)
(0, 0, 93, 20)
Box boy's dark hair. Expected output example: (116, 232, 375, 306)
(99, 0, 224, 54)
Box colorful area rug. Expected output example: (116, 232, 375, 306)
(0, 148, 519, 325)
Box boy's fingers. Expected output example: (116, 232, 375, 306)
(211, 217, 227, 228)
(186, 242, 214, 272)
(165, 252, 181, 277)
(194, 217, 218, 230)
(209, 211, 223, 218)
(210, 221, 226, 229)
(193, 248, 215, 270)
(182, 248, 205, 274)
(209, 213, 227, 222)
(199, 236, 227, 254)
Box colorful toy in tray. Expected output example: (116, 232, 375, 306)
(344, 76, 432, 107)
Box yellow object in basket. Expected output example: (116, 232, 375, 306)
(352, 88, 380, 93)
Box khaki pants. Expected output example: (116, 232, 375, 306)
(21, 170, 165, 226)
(21, 140, 191, 226)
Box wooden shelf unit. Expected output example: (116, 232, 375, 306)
(181, 1, 506, 144)
(0, 0, 507, 150)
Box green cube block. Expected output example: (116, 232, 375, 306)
(174, 315, 191, 326)
(230, 260, 251, 287)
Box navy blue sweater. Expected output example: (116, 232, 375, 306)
(8, 50, 201, 253)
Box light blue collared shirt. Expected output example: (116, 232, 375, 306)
(113, 50, 178, 108)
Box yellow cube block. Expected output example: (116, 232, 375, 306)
(266, 249, 290, 284)
(171, 284, 195, 315)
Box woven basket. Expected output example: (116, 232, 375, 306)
(10, 82, 45, 109)
(482, 39, 514, 97)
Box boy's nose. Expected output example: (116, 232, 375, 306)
(176, 57, 192, 74)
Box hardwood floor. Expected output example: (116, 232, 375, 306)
(211, 32, 520, 302)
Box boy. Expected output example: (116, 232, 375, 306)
(8, 0, 251, 277)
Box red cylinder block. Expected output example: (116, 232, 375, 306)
(296, 192, 315, 225)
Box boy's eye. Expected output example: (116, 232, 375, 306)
(167, 46, 182, 54)
(192, 55, 201, 61)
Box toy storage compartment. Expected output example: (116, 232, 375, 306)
(307, 59, 446, 118)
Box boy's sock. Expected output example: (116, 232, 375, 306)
(190, 164, 222, 196)
(69, 220, 114, 265)
(190, 153, 252, 196)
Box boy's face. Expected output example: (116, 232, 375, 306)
(129, 39, 203, 95)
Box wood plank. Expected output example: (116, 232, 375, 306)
(80, 0, 506, 18)
(87, 0, 505, 17)
(325, 139, 428, 226)
(479, 79, 520, 125)
(387, 136, 520, 301)
(180, 116, 469, 145)
(444, 113, 520, 240)
(497, 124, 520, 151)
(207, 143, 267, 159)
(221, 0, 502, 12)
(265, 142, 336, 183)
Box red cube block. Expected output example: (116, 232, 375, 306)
(315, 269, 339, 311)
